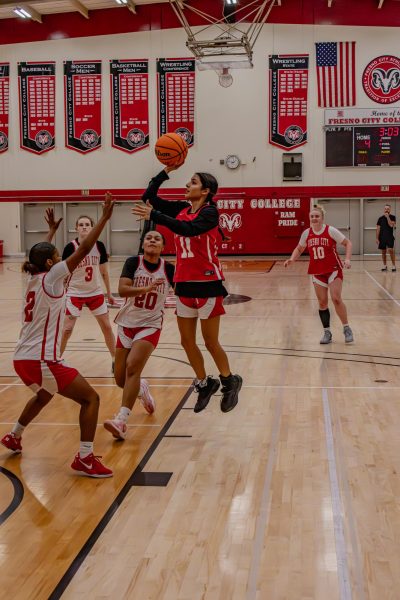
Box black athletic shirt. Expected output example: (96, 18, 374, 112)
(121, 256, 175, 286)
(142, 170, 228, 298)
(62, 239, 108, 263)
(377, 214, 396, 241)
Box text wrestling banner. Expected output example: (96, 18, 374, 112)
(110, 59, 149, 153)
(269, 55, 309, 150)
(64, 61, 101, 153)
(0, 63, 9, 153)
(157, 58, 195, 146)
(18, 62, 55, 154)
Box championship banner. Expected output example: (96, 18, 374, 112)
(157, 58, 195, 146)
(18, 62, 55, 154)
(110, 59, 149, 153)
(0, 63, 9, 153)
(64, 61, 102, 153)
(269, 55, 309, 150)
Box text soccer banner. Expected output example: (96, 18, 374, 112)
(157, 58, 195, 146)
(64, 61, 102, 153)
(269, 55, 309, 150)
(110, 59, 149, 153)
(0, 63, 9, 153)
(18, 62, 55, 154)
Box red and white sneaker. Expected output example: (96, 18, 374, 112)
(139, 379, 156, 415)
(71, 452, 113, 478)
(1, 432, 22, 453)
(103, 418, 127, 440)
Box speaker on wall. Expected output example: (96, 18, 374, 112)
(282, 153, 303, 181)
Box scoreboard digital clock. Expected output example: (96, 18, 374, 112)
(325, 125, 400, 167)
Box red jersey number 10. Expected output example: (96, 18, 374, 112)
(312, 246, 325, 260)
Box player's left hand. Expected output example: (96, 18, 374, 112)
(45, 208, 63, 231)
(344, 259, 351, 269)
(107, 294, 118, 305)
(132, 200, 152, 221)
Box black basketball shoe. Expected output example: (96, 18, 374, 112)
(220, 374, 243, 413)
(193, 376, 220, 413)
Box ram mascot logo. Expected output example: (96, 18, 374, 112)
(219, 212, 242, 233)
(363, 56, 400, 104)
(35, 130, 53, 151)
(80, 129, 99, 150)
(127, 128, 145, 148)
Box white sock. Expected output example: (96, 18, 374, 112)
(343, 323, 349, 329)
(12, 422, 25, 438)
(117, 407, 131, 423)
(196, 377, 208, 388)
(79, 441, 93, 458)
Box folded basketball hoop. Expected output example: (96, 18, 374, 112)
(168, 0, 279, 86)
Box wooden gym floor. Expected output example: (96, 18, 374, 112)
(1, 257, 400, 600)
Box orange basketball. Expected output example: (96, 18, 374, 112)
(155, 132, 188, 167)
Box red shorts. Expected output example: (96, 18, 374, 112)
(14, 359, 79, 395)
(312, 269, 343, 287)
(66, 294, 107, 317)
(175, 296, 226, 319)
(116, 326, 161, 349)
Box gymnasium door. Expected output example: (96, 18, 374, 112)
(22, 202, 64, 254)
(110, 202, 141, 256)
(363, 198, 398, 255)
(315, 198, 360, 254)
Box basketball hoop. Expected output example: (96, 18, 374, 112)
(168, 0, 278, 73)
(196, 59, 251, 87)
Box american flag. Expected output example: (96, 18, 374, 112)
(315, 42, 356, 107)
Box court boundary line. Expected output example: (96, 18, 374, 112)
(364, 269, 400, 308)
(48, 384, 194, 600)
(0, 467, 24, 526)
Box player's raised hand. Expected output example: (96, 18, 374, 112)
(102, 192, 115, 220)
(132, 200, 152, 221)
(45, 208, 63, 232)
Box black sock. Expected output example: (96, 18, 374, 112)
(319, 308, 330, 328)
(220, 373, 233, 383)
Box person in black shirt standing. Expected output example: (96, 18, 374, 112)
(376, 204, 396, 271)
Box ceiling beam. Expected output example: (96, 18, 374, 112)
(70, 0, 89, 18)
(127, 0, 136, 14)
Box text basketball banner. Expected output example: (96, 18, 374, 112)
(0, 63, 9, 153)
(64, 61, 102, 153)
(18, 62, 55, 154)
(269, 55, 309, 150)
(157, 58, 195, 146)
(110, 60, 149, 153)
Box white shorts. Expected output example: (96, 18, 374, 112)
(65, 294, 108, 318)
(175, 296, 225, 319)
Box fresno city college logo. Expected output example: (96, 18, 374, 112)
(0, 131, 8, 151)
(219, 213, 242, 233)
(175, 127, 192, 145)
(284, 125, 304, 145)
(127, 128, 145, 148)
(80, 129, 99, 149)
(35, 130, 53, 150)
(363, 56, 400, 104)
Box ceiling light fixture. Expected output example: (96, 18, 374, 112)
(14, 6, 31, 18)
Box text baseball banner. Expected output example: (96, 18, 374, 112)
(18, 62, 55, 154)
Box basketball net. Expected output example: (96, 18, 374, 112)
(168, 0, 279, 86)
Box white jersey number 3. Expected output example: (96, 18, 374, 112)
(312, 246, 325, 260)
(179, 237, 194, 259)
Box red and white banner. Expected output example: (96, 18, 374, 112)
(157, 58, 195, 146)
(64, 61, 101, 153)
(0, 63, 9, 153)
(110, 59, 149, 153)
(18, 62, 55, 154)
(269, 55, 309, 150)
(158, 195, 310, 255)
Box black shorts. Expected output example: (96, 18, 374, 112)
(379, 239, 395, 250)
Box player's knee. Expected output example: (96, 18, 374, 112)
(85, 389, 100, 407)
(63, 320, 75, 334)
(125, 360, 141, 379)
(180, 335, 195, 350)
(114, 371, 125, 388)
(204, 338, 220, 353)
(331, 295, 341, 306)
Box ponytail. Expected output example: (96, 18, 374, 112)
(22, 261, 40, 275)
(23, 242, 56, 274)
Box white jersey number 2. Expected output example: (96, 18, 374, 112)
(312, 246, 325, 260)
(179, 237, 194, 259)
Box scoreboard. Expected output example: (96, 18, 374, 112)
(325, 125, 400, 167)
